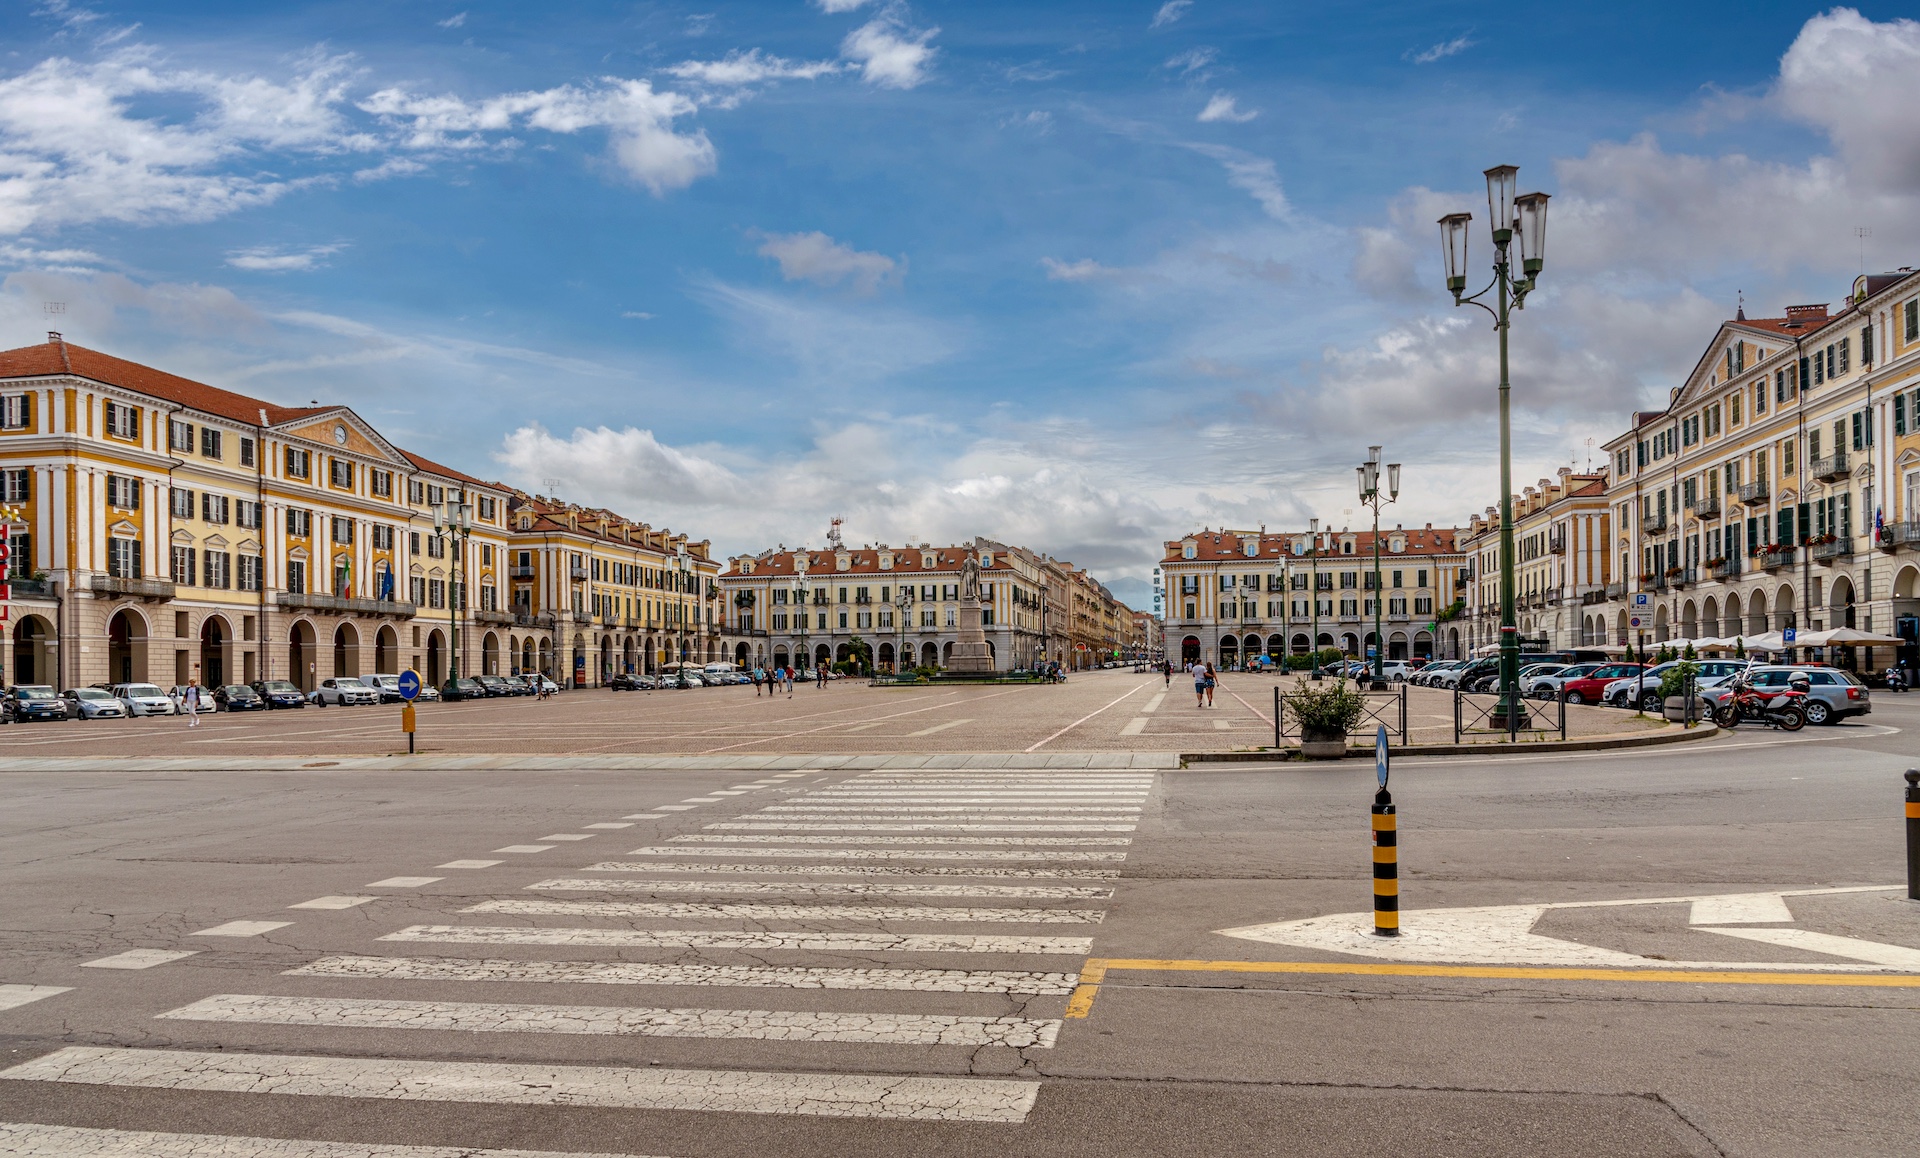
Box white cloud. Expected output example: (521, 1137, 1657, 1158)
(814, 0, 875, 11)
(621, 310, 655, 320)
(841, 17, 939, 89)
(351, 156, 427, 183)
(665, 48, 842, 89)
(755, 230, 903, 294)
(224, 243, 344, 272)
(360, 78, 716, 194)
(1185, 145, 1289, 219)
(437, 12, 467, 29)
(1041, 257, 1120, 282)
(1196, 92, 1256, 123)
(1164, 47, 1217, 76)
(0, 242, 105, 269)
(1151, 1, 1193, 29)
(1409, 35, 1475, 64)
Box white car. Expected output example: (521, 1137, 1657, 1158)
(1425, 662, 1470, 689)
(1602, 660, 1751, 710)
(313, 677, 379, 706)
(110, 683, 177, 716)
(1526, 662, 1603, 698)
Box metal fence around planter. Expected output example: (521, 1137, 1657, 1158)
(1454, 686, 1568, 743)
(1273, 681, 1408, 750)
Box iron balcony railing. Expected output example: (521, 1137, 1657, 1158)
(277, 592, 418, 617)
(92, 574, 176, 600)
(1761, 544, 1795, 569)
(1690, 493, 1721, 519)
(1641, 512, 1668, 535)
(1879, 521, 1920, 549)
(1736, 480, 1769, 505)
(1710, 558, 1740, 580)
(1811, 538, 1854, 563)
(1812, 452, 1850, 482)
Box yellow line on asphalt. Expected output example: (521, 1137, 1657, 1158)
(1061, 957, 1920, 1019)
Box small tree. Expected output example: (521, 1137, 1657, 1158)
(1286, 677, 1367, 740)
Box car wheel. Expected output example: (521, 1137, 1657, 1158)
(1565, 690, 1585, 704)
(1803, 699, 1832, 725)
(1608, 693, 1628, 708)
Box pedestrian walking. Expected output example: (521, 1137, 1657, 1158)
(751, 666, 763, 697)
(183, 682, 201, 727)
(1193, 661, 1208, 708)
(1163, 660, 1172, 688)
(1204, 662, 1217, 707)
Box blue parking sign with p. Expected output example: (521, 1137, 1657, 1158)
(398, 670, 421, 701)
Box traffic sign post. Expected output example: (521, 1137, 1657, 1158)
(398, 669, 421, 754)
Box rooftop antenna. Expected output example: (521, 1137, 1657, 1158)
(1584, 436, 1595, 472)
(543, 477, 562, 501)
(1735, 289, 1745, 322)
(826, 516, 845, 550)
(1856, 226, 1871, 275)
(42, 301, 64, 318)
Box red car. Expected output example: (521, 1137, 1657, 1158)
(1558, 663, 1645, 704)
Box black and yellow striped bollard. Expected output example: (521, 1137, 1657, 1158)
(1905, 769, 1918, 901)
(1372, 785, 1398, 936)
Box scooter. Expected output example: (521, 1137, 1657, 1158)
(1712, 672, 1808, 731)
(1884, 667, 1909, 693)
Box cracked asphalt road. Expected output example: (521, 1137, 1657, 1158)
(1, 697, 1918, 1156)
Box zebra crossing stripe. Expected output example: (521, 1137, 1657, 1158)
(464, 899, 1106, 924)
(757, 806, 1142, 814)
(158, 993, 1063, 1048)
(581, 861, 1122, 879)
(704, 823, 1137, 833)
(0, 986, 69, 1012)
(525, 877, 1113, 899)
(623, 847, 1127, 862)
(0, 1047, 1042, 1122)
(667, 835, 1131, 847)
(0, 1122, 661, 1158)
(378, 925, 1095, 954)
(290, 954, 1081, 994)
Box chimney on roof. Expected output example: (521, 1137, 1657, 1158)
(1784, 303, 1828, 327)
(1735, 290, 1745, 322)
(48, 331, 70, 372)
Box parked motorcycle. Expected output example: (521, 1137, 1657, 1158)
(1712, 672, 1807, 731)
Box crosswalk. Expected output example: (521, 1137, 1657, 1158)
(0, 766, 1153, 1153)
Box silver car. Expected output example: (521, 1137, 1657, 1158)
(1703, 666, 1869, 726)
(63, 687, 127, 719)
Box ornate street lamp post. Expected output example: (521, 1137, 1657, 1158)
(1357, 446, 1402, 690)
(792, 553, 810, 678)
(1439, 165, 1550, 727)
(1307, 518, 1326, 680)
(432, 495, 475, 686)
(894, 583, 912, 674)
(672, 548, 690, 675)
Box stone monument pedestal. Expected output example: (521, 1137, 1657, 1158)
(946, 603, 995, 673)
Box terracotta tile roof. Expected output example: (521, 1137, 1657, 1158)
(1162, 527, 1460, 563)
(728, 548, 974, 578)
(504, 494, 711, 559)
(0, 335, 495, 489)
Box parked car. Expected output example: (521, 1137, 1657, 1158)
(62, 687, 127, 719)
(474, 674, 515, 697)
(1603, 660, 1751, 711)
(212, 684, 265, 711)
(667, 672, 706, 689)
(502, 675, 536, 696)
(1557, 663, 1646, 705)
(110, 683, 177, 717)
(251, 679, 309, 709)
(166, 685, 217, 712)
(8, 685, 67, 722)
(525, 675, 558, 696)
(1702, 665, 1870, 725)
(1527, 663, 1604, 698)
(440, 677, 486, 701)
(609, 673, 655, 691)
(1414, 660, 1465, 687)
(366, 674, 405, 703)
(313, 677, 379, 706)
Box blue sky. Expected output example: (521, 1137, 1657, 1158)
(4, 1, 1917, 608)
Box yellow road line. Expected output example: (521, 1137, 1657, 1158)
(1061, 957, 1920, 1019)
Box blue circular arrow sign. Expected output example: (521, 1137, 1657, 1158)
(397, 669, 422, 702)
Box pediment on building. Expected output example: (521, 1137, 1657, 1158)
(237, 538, 261, 552)
(202, 533, 230, 550)
(287, 545, 310, 562)
(109, 520, 139, 538)
(170, 528, 196, 544)
(275, 409, 412, 467)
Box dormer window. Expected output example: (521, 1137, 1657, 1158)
(1181, 540, 1197, 559)
(879, 553, 892, 570)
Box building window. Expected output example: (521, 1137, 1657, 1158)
(286, 560, 306, 594)
(171, 546, 197, 586)
(238, 555, 261, 592)
(372, 524, 394, 550)
(773, 612, 788, 630)
(478, 496, 496, 520)
(481, 584, 497, 611)
(104, 402, 139, 440)
(944, 608, 956, 627)
(287, 508, 312, 537)
(108, 537, 141, 579)
(371, 469, 392, 497)
(408, 479, 424, 504)
(427, 485, 444, 507)
(1, 393, 31, 429)
(239, 437, 255, 467)
(285, 447, 311, 479)
(921, 609, 937, 627)
(429, 579, 446, 609)
(332, 517, 354, 545)
(1414, 596, 1433, 614)
(1389, 597, 1407, 615)
(171, 488, 194, 519)
(330, 458, 353, 489)
(427, 535, 445, 558)
(411, 576, 427, 605)
(480, 544, 493, 566)
(168, 419, 194, 452)
(106, 473, 141, 509)
(201, 493, 229, 524)
(1, 468, 29, 502)
(204, 551, 231, 589)
(200, 427, 222, 459)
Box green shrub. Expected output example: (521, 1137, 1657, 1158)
(1656, 659, 1699, 702)
(1286, 678, 1366, 737)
